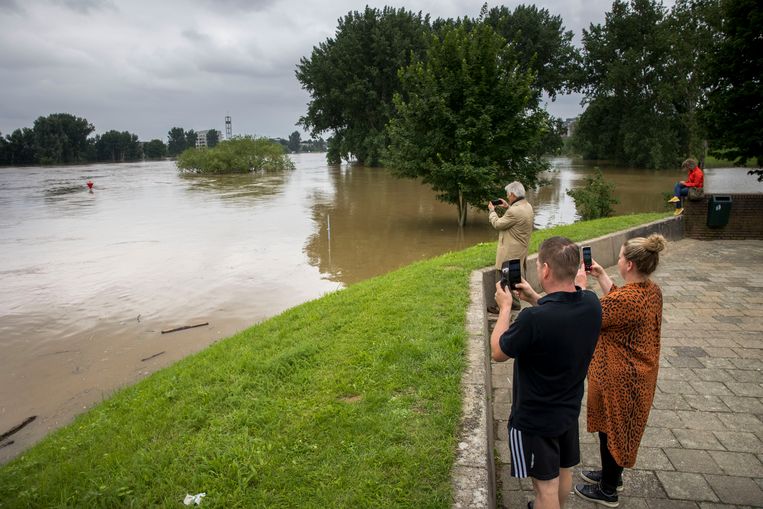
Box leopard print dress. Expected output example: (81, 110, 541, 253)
(586, 280, 662, 468)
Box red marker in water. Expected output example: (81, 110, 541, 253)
(86, 180, 94, 190)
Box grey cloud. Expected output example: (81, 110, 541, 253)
(199, 0, 277, 12)
(182, 28, 211, 43)
(50, 0, 116, 14)
(0, 0, 23, 13)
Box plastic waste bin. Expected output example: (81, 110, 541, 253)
(707, 195, 732, 228)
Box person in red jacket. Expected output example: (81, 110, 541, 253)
(668, 158, 704, 215)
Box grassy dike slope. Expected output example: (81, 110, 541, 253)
(0, 213, 667, 508)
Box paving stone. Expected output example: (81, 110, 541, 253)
(655, 471, 718, 502)
(713, 431, 763, 454)
(624, 470, 669, 499)
(673, 429, 725, 451)
(729, 369, 763, 383)
(667, 356, 705, 369)
(704, 474, 763, 506)
(660, 367, 701, 382)
(721, 396, 763, 414)
(716, 412, 763, 433)
(698, 358, 738, 370)
(689, 381, 734, 397)
(692, 368, 735, 383)
(658, 379, 698, 395)
(642, 427, 681, 448)
(635, 447, 674, 471)
(700, 347, 739, 359)
(730, 358, 763, 371)
(652, 393, 692, 411)
(683, 395, 732, 412)
(726, 382, 763, 398)
(645, 500, 699, 509)
(676, 346, 709, 357)
(649, 409, 686, 428)
(664, 448, 722, 474)
(677, 410, 726, 431)
(707, 450, 763, 477)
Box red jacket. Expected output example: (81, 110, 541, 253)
(685, 166, 704, 188)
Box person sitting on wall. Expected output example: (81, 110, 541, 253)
(668, 158, 703, 216)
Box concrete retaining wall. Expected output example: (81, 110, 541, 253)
(453, 216, 683, 508)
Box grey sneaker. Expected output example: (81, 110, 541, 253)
(580, 469, 623, 492)
(575, 483, 619, 507)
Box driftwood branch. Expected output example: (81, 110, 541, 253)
(161, 322, 209, 334)
(141, 351, 166, 362)
(0, 416, 36, 442)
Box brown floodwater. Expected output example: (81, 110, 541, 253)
(0, 154, 758, 462)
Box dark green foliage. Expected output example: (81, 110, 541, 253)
(0, 127, 37, 165)
(385, 16, 548, 226)
(206, 129, 221, 148)
(699, 0, 763, 179)
(185, 129, 197, 150)
(93, 130, 143, 162)
(484, 4, 582, 99)
(143, 139, 167, 159)
(288, 130, 301, 153)
(574, 0, 716, 168)
(167, 127, 187, 157)
(32, 113, 94, 164)
(296, 6, 431, 166)
(567, 168, 619, 220)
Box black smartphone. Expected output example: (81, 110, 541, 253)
(582, 246, 592, 272)
(500, 258, 522, 291)
(491, 199, 503, 206)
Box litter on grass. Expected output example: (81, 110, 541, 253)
(183, 493, 206, 505)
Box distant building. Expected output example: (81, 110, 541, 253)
(196, 130, 209, 148)
(563, 117, 579, 138)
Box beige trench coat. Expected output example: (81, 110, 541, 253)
(488, 198, 534, 271)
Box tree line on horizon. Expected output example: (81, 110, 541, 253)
(296, 0, 761, 224)
(0, 116, 326, 166)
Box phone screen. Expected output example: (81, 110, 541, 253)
(508, 259, 522, 289)
(582, 246, 592, 271)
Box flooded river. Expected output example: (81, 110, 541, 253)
(0, 153, 758, 461)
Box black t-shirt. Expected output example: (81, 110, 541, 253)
(499, 288, 602, 436)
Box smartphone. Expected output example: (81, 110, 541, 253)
(508, 258, 522, 290)
(490, 199, 503, 206)
(582, 246, 592, 272)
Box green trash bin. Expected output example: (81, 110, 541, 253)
(707, 195, 732, 228)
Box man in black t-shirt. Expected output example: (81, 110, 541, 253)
(490, 236, 602, 509)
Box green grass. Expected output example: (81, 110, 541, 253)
(0, 213, 668, 508)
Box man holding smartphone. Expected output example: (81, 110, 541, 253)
(490, 237, 602, 509)
(488, 181, 534, 312)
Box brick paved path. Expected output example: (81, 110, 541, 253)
(490, 239, 763, 508)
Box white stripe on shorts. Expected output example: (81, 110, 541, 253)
(510, 427, 527, 478)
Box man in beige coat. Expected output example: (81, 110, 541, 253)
(488, 181, 534, 311)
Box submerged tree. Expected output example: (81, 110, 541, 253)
(176, 136, 294, 174)
(385, 16, 548, 226)
(567, 168, 619, 220)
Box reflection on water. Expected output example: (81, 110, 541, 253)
(0, 154, 758, 462)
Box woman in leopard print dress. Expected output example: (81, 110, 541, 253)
(574, 234, 666, 507)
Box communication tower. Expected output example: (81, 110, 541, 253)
(225, 116, 232, 139)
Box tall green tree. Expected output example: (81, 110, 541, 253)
(700, 0, 762, 178)
(143, 139, 167, 159)
(576, 0, 689, 168)
(185, 130, 197, 150)
(167, 127, 187, 157)
(206, 129, 220, 148)
(385, 17, 548, 226)
(3, 128, 38, 165)
(296, 6, 431, 166)
(288, 131, 301, 153)
(32, 113, 94, 164)
(483, 4, 582, 99)
(94, 130, 142, 162)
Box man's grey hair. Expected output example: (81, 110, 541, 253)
(505, 181, 526, 198)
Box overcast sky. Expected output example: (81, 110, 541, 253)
(1, 0, 641, 141)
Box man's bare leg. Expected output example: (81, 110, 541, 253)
(558, 467, 573, 507)
(532, 477, 560, 509)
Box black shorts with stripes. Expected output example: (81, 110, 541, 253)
(508, 423, 580, 481)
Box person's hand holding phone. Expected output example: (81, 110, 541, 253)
(513, 277, 540, 307)
(587, 259, 605, 277)
(494, 281, 512, 311)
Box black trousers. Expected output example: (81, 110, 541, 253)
(599, 432, 624, 493)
